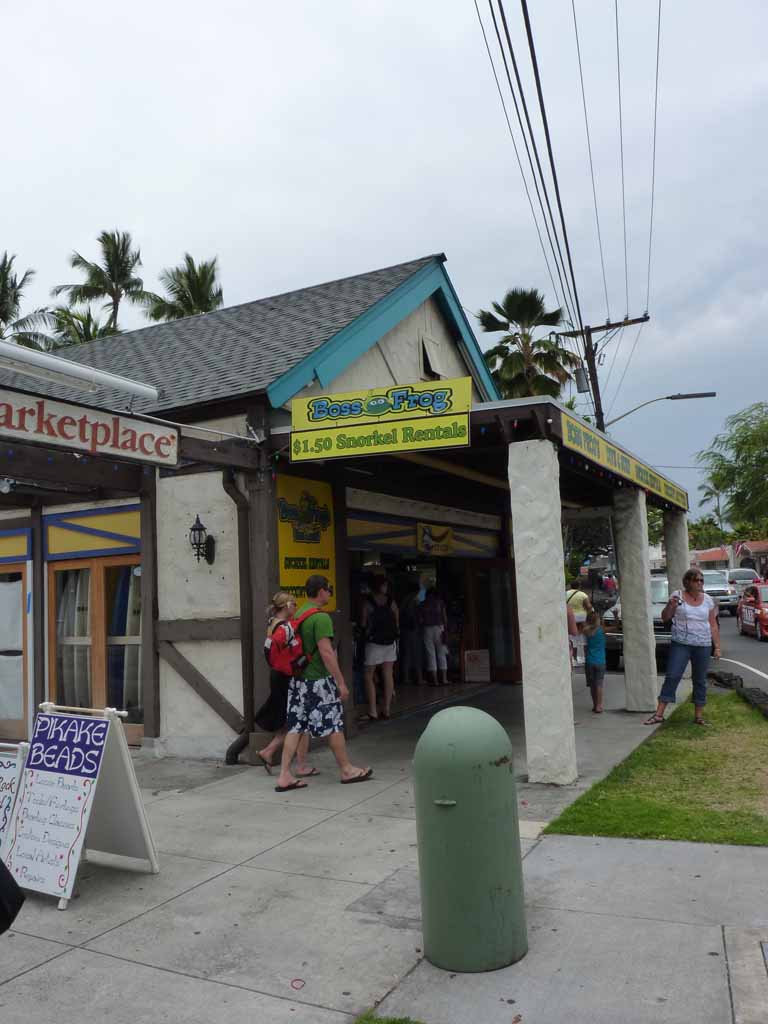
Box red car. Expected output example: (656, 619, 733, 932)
(737, 584, 768, 641)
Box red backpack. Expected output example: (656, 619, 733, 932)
(264, 607, 320, 677)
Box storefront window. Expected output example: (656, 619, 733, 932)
(54, 568, 92, 708)
(0, 572, 24, 724)
(49, 557, 142, 732)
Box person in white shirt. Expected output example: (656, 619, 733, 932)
(644, 569, 721, 726)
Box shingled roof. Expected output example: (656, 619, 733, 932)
(0, 255, 442, 417)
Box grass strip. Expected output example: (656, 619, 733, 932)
(546, 692, 768, 846)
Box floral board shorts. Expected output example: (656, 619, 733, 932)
(286, 676, 345, 737)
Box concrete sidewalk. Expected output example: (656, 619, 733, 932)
(1, 675, 766, 1023)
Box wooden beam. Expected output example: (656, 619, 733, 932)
(141, 475, 160, 738)
(156, 617, 241, 643)
(179, 435, 261, 471)
(31, 507, 45, 709)
(157, 641, 244, 733)
(0, 442, 143, 493)
(394, 452, 509, 491)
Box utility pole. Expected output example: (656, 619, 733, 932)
(559, 315, 650, 433)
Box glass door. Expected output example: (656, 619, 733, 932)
(0, 565, 28, 742)
(48, 556, 142, 743)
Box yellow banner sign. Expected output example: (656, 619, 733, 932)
(290, 415, 468, 462)
(561, 412, 688, 510)
(417, 522, 454, 556)
(291, 377, 472, 431)
(276, 475, 336, 610)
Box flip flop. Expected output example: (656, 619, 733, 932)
(295, 767, 319, 777)
(643, 714, 664, 725)
(256, 753, 274, 775)
(693, 719, 708, 727)
(340, 767, 374, 785)
(275, 780, 308, 793)
(358, 714, 379, 724)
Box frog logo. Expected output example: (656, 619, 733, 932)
(362, 395, 392, 417)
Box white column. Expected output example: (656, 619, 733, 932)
(508, 440, 577, 785)
(613, 489, 657, 711)
(664, 510, 690, 593)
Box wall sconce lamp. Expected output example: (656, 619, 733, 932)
(189, 514, 216, 565)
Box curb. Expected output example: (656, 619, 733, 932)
(707, 670, 768, 720)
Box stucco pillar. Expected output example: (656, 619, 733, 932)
(508, 440, 577, 785)
(664, 510, 690, 593)
(613, 489, 657, 711)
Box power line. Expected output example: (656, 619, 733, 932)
(495, 2, 581, 321)
(607, 322, 644, 416)
(516, 0, 587, 341)
(614, 0, 629, 317)
(471, 0, 564, 312)
(488, 1, 578, 327)
(645, 0, 663, 313)
(571, 0, 611, 323)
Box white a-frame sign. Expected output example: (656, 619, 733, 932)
(0, 741, 28, 856)
(1, 705, 159, 910)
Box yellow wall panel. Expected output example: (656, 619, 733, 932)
(0, 534, 27, 559)
(47, 525, 129, 556)
(65, 510, 140, 539)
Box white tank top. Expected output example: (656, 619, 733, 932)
(670, 591, 714, 646)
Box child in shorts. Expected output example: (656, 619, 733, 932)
(583, 610, 606, 714)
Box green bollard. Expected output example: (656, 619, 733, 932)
(413, 705, 527, 972)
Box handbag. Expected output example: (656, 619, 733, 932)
(0, 858, 25, 934)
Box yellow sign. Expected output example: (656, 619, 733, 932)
(276, 475, 336, 610)
(417, 522, 455, 556)
(291, 416, 468, 462)
(292, 378, 472, 430)
(290, 378, 472, 462)
(561, 412, 688, 510)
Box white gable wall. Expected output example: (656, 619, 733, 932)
(296, 296, 483, 400)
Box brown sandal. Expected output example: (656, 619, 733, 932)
(643, 714, 664, 725)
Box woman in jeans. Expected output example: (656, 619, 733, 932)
(644, 569, 721, 726)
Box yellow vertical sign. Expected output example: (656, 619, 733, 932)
(276, 475, 336, 611)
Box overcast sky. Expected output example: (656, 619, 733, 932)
(4, 1, 766, 514)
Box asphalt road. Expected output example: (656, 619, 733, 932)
(717, 612, 768, 685)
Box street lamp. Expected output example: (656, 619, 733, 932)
(605, 392, 716, 428)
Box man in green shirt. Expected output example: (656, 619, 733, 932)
(275, 575, 373, 792)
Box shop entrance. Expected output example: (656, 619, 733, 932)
(348, 548, 519, 716)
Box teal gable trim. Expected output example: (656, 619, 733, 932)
(267, 258, 499, 408)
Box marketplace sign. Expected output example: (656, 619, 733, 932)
(290, 378, 472, 462)
(0, 389, 178, 466)
(561, 412, 688, 510)
(276, 474, 336, 610)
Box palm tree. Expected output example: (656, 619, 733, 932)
(698, 474, 727, 541)
(52, 230, 150, 330)
(0, 252, 53, 350)
(51, 306, 119, 347)
(477, 287, 579, 398)
(144, 254, 223, 322)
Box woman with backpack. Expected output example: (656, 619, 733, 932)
(255, 592, 313, 775)
(361, 576, 399, 721)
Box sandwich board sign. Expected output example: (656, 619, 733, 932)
(1, 705, 159, 910)
(0, 742, 28, 856)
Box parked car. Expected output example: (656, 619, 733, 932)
(602, 577, 672, 670)
(737, 584, 768, 641)
(701, 569, 738, 616)
(728, 567, 761, 599)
